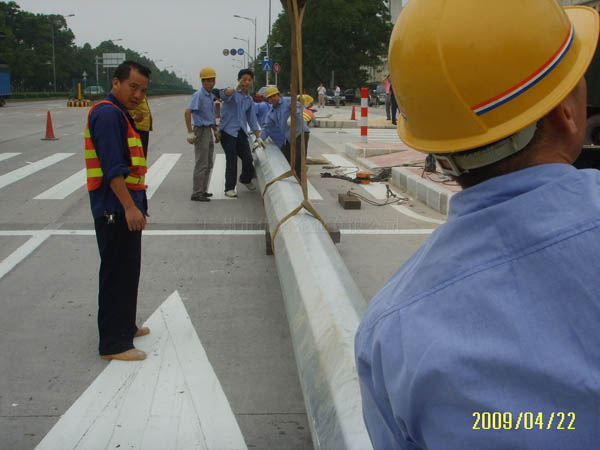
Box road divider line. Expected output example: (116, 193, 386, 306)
(0, 231, 51, 280)
(146, 153, 181, 199)
(0, 153, 74, 190)
(35, 291, 246, 450)
(208, 154, 231, 199)
(34, 169, 86, 200)
(0, 152, 21, 162)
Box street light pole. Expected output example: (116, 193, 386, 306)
(50, 13, 74, 92)
(233, 37, 250, 67)
(234, 15, 256, 72)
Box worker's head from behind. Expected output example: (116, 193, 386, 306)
(112, 61, 151, 110)
(200, 66, 216, 91)
(265, 86, 281, 106)
(237, 68, 254, 92)
(389, 0, 599, 187)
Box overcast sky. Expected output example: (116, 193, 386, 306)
(15, 0, 284, 89)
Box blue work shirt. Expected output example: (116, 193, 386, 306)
(187, 87, 216, 127)
(88, 93, 147, 219)
(260, 97, 308, 146)
(219, 89, 258, 137)
(255, 101, 272, 126)
(355, 164, 600, 449)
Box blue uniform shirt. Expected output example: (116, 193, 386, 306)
(255, 101, 272, 126)
(187, 87, 216, 127)
(260, 97, 308, 146)
(355, 164, 600, 449)
(88, 93, 147, 219)
(219, 89, 258, 137)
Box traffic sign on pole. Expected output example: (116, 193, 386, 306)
(238, 48, 245, 55)
(230, 49, 237, 56)
(261, 60, 273, 72)
(223, 49, 230, 56)
(273, 63, 281, 74)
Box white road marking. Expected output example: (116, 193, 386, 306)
(0, 153, 74, 190)
(35, 291, 247, 450)
(34, 169, 86, 200)
(0, 232, 52, 280)
(0, 152, 21, 162)
(307, 179, 323, 200)
(392, 205, 446, 224)
(146, 153, 181, 199)
(341, 229, 435, 235)
(207, 154, 234, 199)
(342, 128, 401, 142)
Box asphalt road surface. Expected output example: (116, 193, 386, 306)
(0, 96, 442, 449)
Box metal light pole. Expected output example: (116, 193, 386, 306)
(233, 37, 250, 67)
(233, 15, 256, 72)
(267, 0, 271, 85)
(51, 13, 74, 92)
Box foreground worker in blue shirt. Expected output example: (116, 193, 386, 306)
(355, 1, 600, 449)
(259, 86, 310, 179)
(85, 60, 151, 361)
(219, 68, 262, 198)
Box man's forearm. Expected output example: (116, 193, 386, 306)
(184, 110, 193, 133)
(109, 175, 137, 211)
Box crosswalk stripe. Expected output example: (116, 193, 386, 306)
(0, 153, 21, 162)
(34, 169, 86, 200)
(307, 180, 323, 200)
(146, 153, 181, 199)
(0, 153, 74, 190)
(342, 129, 400, 142)
(208, 154, 233, 199)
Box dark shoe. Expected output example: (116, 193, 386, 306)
(392, 120, 397, 125)
(134, 327, 150, 337)
(101, 348, 146, 361)
(203, 192, 213, 197)
(191, 194, 210, 202)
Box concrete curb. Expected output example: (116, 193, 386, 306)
(343, 142, 453, 215)
(313, 118, 357, 128)
(252, 142, 372, 450)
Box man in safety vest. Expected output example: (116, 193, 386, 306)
(259, 86, 311, 179)
(356, 1, 600, 448)
(85, 60, 151, 361)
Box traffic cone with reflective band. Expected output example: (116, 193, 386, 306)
(350, 105, 356, 120)
(41, 111, 58, 140)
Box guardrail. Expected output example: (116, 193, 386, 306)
(252, 140, 372, 450)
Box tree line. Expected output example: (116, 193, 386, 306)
(0, 1, 191, 93)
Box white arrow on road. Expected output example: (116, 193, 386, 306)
(35, 291, 247, 450)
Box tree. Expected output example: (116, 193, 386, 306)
(264, 0, 392, 94)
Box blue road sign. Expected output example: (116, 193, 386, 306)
(238, 48, 245, 55)
(261, 60, 273, 72)
(230, 49, 237, 56)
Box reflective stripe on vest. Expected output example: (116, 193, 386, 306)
(84, 100, 147, 191)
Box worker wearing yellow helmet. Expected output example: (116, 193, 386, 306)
(259, 85, 311, 179)
(184, 66, 220, 201)
(355, 1, 600, 449)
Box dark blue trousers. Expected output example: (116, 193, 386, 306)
(220, 129, 255, 191)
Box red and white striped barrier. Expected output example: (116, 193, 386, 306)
(360, 88, 368, 143)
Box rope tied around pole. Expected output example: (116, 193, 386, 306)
(265, 0, 331, 252)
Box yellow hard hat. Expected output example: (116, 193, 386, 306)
(265, 86, 280, 98)
(390, 0, 599, 154)
(199, 66, 216, 79)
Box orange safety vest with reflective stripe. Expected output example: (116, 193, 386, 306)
(302, 108, 315, 123)
(84, 100, 147, 192)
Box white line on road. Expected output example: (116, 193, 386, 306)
(0, 153, 21, 162)
(207, 154, 232, 199)
(35, 291, 247, 450)
(0, 153, 74, 190)
(146, 153, 181, 199)
(34, 169, 86, 200)
(391, 205, 446, 224)
(0, 232, 52, 280)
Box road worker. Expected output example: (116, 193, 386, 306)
(259, 86, 310, 179)
(85, 61, 152, 361)
(219, 69, 262, 198)
(185, 66, 220, 202)
(355, 1, 600, 448)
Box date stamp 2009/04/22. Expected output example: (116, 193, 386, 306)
(472, 412, 575, 431)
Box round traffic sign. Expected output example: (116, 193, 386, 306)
(230, 48, 237, 56)
(274, 62, 281, 74)
(238, 48, 245, 56)
(223, 49, 230, 56)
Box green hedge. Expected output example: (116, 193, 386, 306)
(9, 91, 71, 99)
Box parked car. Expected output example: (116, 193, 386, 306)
(375, 84, 387, 105)
(254, 85, 277, 103)
(325, 89, 346, 106)
(84, 85, 105, 95)
(343, 89, 356, 103)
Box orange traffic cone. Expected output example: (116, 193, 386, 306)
(41, 111, 59, 140)
(350, 105, 356, 120)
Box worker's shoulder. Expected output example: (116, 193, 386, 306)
(89, 102, 128, 128)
